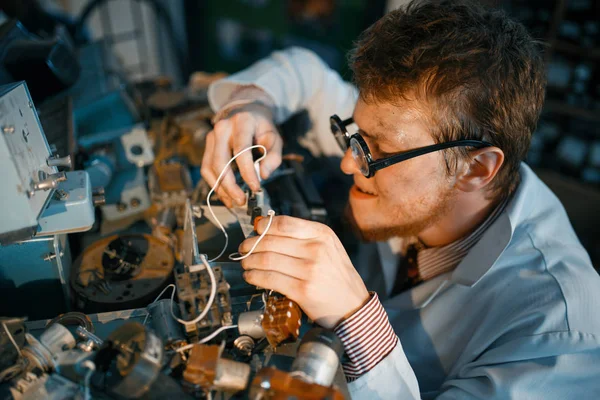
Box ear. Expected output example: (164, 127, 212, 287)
(455, 147, 504, 193)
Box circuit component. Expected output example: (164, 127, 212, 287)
(183, 344, 250, 392)
(174, 264, 233, 337)
(261, 296, 302, 348)
(249, 328, 345, 400)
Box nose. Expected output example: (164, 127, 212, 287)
(340, 147, 361, 176)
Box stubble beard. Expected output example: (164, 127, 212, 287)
(343, 189, 456, 242)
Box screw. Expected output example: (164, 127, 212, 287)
(2, 125, 15, 134)
(116, 202, 127, 212)
(130, 197, 141, 208)
(54, 189, 69, 200)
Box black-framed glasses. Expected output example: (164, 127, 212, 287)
(330, 114, 493, 178)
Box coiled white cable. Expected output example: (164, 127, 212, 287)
(206, 145, 267, 262)
(175, 325, 239, 353)
(228, 209, 275, 260)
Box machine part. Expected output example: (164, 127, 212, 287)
(46, 312, 94, 333)
(237, 310, 266, 339)
(93, 322, 163, 399)
(290, 328, 344, 387)
(0, 318, 26, 372)
(22, 323, 76, 372)
(70, 234, 175, 312)
(76, 327, 104, 352)
(183, 344, 250, 392)
(101, 167, 151, 222)
(175, 263, 233, 336)
(120, 125, 155, 167)
(249, 367, 345, 400)
(0, 82, 59, 243)
(36, 170, 95, 236)
(32, 172, 67, 192)
(147, 299, 186, 346)
(247, 192, 258, 216)
(250, 207, 262, 225)
(84, 153, 116, 189)
(4, 372, 80, 400)
(261, 297, 302, 348)
(148, 162, 193, 226)
(233, 336, 255, 357)
(46, 155, 72, 169)
(254, 189, 265, 208)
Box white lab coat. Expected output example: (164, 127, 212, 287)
(209, 47, 600, 399)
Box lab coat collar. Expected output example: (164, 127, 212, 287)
(449, 163, 536, 287)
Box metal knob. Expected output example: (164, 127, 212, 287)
(47, 155, 72, 168)
(33, 172, 67, 191)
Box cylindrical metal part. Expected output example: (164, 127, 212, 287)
(214, 358, 251, 392)
(250, 207, 262, 224)
(40, 323, 76, 355)
(237, 311, 265, 339)
(147, 299, 185, 345)
(254, 189, 264, 208)
(85, 154, 116, 189)
(290, 328, 343, 387)
(247, 194, 257, 216)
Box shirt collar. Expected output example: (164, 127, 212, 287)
(449, 163, 537, 287)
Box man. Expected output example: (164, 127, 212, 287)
(201, 1, 600, 398)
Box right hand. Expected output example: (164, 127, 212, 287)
(201, 103, 283, 208)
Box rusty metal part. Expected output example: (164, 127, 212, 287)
(70, 234, 174, 312)
(95, 322, 163, 399)
(183, 344, 250, 392)
(249, 367, 345, 400)
(261, 296, 302, 348)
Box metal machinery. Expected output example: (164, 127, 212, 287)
(0, 45, 348, 399)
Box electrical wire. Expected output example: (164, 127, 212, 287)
(206, 145, 267, 262)
(228, 209, 275, 260)
(143, 284, 177, 325)
(171, 254, 217, 327)
(175, 325, 239, 353)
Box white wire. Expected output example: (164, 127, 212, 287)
(175, 325, 239, 353)
(228, 209, 275, 260)
(2, 323, 21, 357)
(206, 145, 267, 262)
(143, 284, 176, 325)
(171, 254, 217, 327)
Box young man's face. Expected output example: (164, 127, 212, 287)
(341, 97, 457, 241)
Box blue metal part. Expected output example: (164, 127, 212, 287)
(37, 170, 95, 236)
(85, 153, 116, 189)
(0, 81, 58, 243)
(0, 234, 72, 320)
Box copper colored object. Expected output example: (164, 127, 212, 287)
(249, 367, 345, 400)
(183, 344, 220, 387)
(261, 297, 302, 348)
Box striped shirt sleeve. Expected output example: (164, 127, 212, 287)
(333, 292, 398, 381)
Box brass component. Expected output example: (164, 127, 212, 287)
(183, 344, 250, 392)
(249, 367, 345, 400)
(154, 163, 188, 193)
(261, 296, 302, 348)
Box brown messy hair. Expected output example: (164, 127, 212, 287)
(349, 0, 546, 200)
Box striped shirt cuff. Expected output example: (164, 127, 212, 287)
(334, 292, 398, 381)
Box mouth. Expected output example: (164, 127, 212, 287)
(350, 184, 377, 199)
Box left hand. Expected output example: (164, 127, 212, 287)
(239, 216, 370, 328)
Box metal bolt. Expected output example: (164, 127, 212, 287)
(28, 101, 33, 109)
(130, 197, 141, 208)
(2, 125, 15, 134)
(54, 189, 69, 200)
(116, 202, 127, 212)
